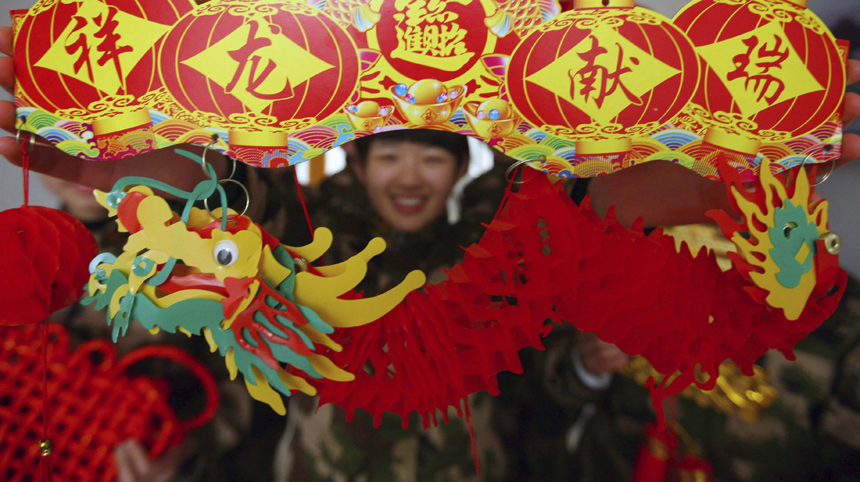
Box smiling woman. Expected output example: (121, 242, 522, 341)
(352, 130, 470, 234)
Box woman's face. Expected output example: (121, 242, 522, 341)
(354, 140, 467, 233)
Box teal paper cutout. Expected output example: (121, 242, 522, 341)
(769, 199, 819, 289)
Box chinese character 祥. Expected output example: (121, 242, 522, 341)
(64, 6, 133, 86)
(64, 16, 95, 83)
(727, 35, 789, 106)
(225, 21, 294, 100)
(93, 7, 133, 82)
(568, 35, 643, 110)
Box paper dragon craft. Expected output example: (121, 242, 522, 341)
(81, 150, 425, 414)
(82, 151, 845, 426)
(6, 0, 851, 430)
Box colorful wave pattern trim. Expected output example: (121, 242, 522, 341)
(14, 103, 842, 179)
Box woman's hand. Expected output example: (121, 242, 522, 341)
(114, 440, 194, 482)
(588, 58, 860, 228)
(576, 332, 630, 376)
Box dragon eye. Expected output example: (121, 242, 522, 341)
(214, 240, 239, 267)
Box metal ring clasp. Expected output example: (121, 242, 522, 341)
(204, 178, 251, 221)
(799, 144, 837, 187)
(200, 134, 238, 180)
(505, 155, 547, 184)
(15, 124, 36, 155)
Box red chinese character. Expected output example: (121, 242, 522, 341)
(727, 35, 789, 106)
(225, 21, 294, 100)
(93, 6, 133, 83)
(568, 36, 642, 109)
(64, 16, 95, 83)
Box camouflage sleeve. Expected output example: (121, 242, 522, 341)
(815, 277, 860, 476)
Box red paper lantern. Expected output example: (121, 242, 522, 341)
(506, 0, 700, 156)
(13, 0, 195, 120)
(0, 207, 97, 326)
(672, 0, 845, 155)
(158, 0, 360, 145)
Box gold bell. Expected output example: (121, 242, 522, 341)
(821, 232, 842, 255)
(39, 438, 53, 456)
(293, 257, 309, 273)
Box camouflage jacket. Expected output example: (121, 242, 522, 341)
(526, 265, 860, 482)
(276, 162, 515, 482)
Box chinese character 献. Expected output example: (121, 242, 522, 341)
(568, 35, 643, 109)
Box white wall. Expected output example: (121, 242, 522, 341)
(1, 0, 858, 276)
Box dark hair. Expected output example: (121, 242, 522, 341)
(353, 130, 470, 166)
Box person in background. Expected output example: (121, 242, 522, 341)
(277, 129, 513, 482)
(3, 21, 860, 482)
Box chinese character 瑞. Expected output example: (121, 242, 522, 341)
(727, 35, 789, 106)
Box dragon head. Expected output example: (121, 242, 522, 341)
(708, 156, 842, 320)
(83, 173, 425, 414)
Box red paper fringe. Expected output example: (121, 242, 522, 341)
(307, 169, 845, 428)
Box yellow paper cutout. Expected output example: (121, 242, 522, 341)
(284, 227, 334, 263)
(729, 158, 828, 320)
(307, 353, 355, 382)
(314, 237, 386, 278)
(131, 196, 264, 282)
(226, 346, 239, 380)
(292, 323, 343, 353)
(278, 369, 317, 396)
(203, 327, 219, 353)
(108, 284, 130, 319)
(295, 269, 425, 328)
(259, 245, 292, 289)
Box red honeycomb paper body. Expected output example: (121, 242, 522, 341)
(308, 170, 845, 428)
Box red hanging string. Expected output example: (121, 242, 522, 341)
(292, 169, 325, 266)
(464, 396, 480, 480)
(22, 133, 51, 479)
(111, 345, 221, 431)
(293, 169, 315, 236)
(460, 163, 521, 480)
(20, 136, 30, 207)
(492, 164, 521, 221)
(40, 320, 53, 481)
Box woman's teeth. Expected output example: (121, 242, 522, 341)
(395, 197, 424, 206)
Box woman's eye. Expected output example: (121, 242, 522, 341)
(214, 240, 239, 267)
